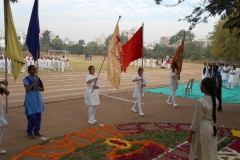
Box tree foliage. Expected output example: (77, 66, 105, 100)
(155, 0, 240, 36)
(168, 30, 195, 45)
(211, 19, 240, 59)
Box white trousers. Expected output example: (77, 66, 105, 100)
(0, 127, 3, 145)
(88, 106, 97, 121)
(167, 89, 176, 104)
(223, 80, 228, 87)
(132, 97, 143, 114)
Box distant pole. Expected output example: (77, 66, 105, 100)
(3, 0, 8, 113)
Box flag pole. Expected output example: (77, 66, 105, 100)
(92, 15, 122, 94)
(141, 23, 144, 93)
(3, 0, 8, 113)
(142, 23, 144, 69)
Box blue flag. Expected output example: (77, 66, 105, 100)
(26, 0, 40, 61)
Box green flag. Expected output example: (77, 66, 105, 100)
(5, 0, 25, 81)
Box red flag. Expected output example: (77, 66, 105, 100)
(122, 26, 143, 72)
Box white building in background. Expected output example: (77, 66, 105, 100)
(0, 31, 5, 39)
(121, 27, 137, 40)
(193, 36, 210, 46)
(94, 34, 106, 46)
(0, 39, 5, 48)
(63, 37, 75, 46)
(16, 30, 27, 45)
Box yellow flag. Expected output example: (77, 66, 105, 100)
(172, 33, 185, 73)
(5, 0, 25, 81)
(107, 22, 123, 89)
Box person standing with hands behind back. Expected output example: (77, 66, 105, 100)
(131, 68, 146, 116)
(85, 66, 100, 125)
(24, 65, 44, 139)
(188, 77, 218, 160)
(0, 80, 9, 154)
(166, 63, 180, 107)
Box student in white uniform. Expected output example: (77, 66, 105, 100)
(0, 80, 9, 154)
(85, 65, 100, 125)
(131, 68, 146, 116)
(222, 63, 230, 87)
(61, 56, 65, 72)
(57, 58, 61, 72)
(7, 58, 11, 73)
(66, 59, 69, 70)
(235, 65, 240, 86)
(227, 66, 236, 89)
(202, 62, 208, 79)
(147, 58, 150, 67)
(166, 63, 180, 107)
(0, 58, 3, 72)
(152, 59, 156, 68)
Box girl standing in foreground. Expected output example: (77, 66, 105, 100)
(85, 66, 100, 125)
(166, 63, 180, 107)
(24, 65, 44, 139)
(188, 77, 218, 160)
(132, 68, 146, 116)
(0, 80, 9, 154)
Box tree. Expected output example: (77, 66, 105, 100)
(78, 39, 85, 46)
(40, 30, 51, 45)
(52, 38, 64, 50)
(168, 30, 195, 45)
(40, 30, 51, 52)
(21, 43, 28, 51)
(155, 0, 240, 36)
(211, 19, 240, 59)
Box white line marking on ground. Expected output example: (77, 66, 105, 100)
(40, 137, 48, 140)
(99, 124, 104, 126)
(104, 94, 144, 104)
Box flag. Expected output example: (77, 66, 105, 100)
(171, 33, 185, 73)
(26, 0, 40, 61)
(107, 21, 123, 89)
(122, 26, 143, 72)
(4, 0, 25, 81)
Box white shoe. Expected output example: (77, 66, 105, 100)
(0, 150, 6, 154)
(139, 112, 145, 116)
(166, 101, 172, 105)
(132, 108, 137, 113)
(173, 104, 178, 107)
(92, 119, 97, 123)
(88, 120, 95, 125)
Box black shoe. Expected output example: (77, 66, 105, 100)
(34, 132, 43, 137)
(217, 108, 222, 111)
(28, 134, 35, 139)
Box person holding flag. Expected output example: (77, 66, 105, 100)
(166, 32, 185, 107)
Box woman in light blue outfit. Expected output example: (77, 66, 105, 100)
(23, 65, 44, 139)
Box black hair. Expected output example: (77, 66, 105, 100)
(201, 77, 217, 136)
(138, 68, 143, 72)
(28, 65, 36, 73)
(88, 65, 94, 71)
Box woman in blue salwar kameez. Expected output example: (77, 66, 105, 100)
(23, 65, 44, 139)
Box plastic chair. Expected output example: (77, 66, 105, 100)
(182, 79, 195, 95)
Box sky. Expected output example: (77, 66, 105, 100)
(0, 0, 219, 43)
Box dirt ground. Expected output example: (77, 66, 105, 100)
(1, 91, 240, 160)
(0, 62, 239, 159)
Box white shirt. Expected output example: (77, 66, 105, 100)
(133, 74, 146, 98)
(85, 74, 100, 106)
